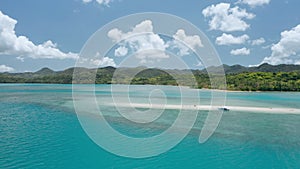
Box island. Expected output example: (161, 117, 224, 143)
(1, 63, 300, 91)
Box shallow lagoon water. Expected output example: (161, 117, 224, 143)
(1, 84, 300, 168)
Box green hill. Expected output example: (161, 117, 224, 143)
(1, 63, 300, 91)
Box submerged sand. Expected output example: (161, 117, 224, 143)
(110, 103, 300, 115)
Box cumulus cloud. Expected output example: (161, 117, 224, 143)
(108, 20, 203, 62)
(108, 20, 154, 42)
(82, 0, 112, 6)
(251, 37, 266, 45)
(171, 29, 203, 56)
(114, 46, 128, 57)
(90, 52, 116, 67)
(216, 33, 249, 45)
(238, 0, 271, 7)
(0, 65, 14, 72)
(260, 24, 300, 65)
(173, 29, 203, 49)
(108, 20, 161, 62)
(202, 3, 255, 32)
(230, 47, 250, 55)
(0, 11, 78, 60)
(108, 20, 167, 62)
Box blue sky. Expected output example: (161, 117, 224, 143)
(0, 0, 300, 72)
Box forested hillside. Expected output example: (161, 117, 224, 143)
(1, 63, 300, 91)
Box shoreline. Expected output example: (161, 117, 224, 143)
(1, 83, 300, 93)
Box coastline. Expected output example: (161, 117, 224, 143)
(1, 83, 300, 93)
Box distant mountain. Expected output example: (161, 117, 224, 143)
(207, 63, 300, 74)
(223, 64, 249, 74)
(35, 67, 55, 75)
(1, 63, 300, 91)
(5, 63, 300, 76)
(249, 63, 300, 73)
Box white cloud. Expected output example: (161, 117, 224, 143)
(82, 0, 112, 6)
(202, 3, 255, 32)
(238, 0, 271, 7)
(108, 20, 169, 63)
(90, 57, 116, 67)
(173, 29, 203, 49)
(114, 46, 128, 57)
(167, 40, 190, 56)
(216, 33, 249, 45)
(108, 20, 155, 42)
(16, 56, 25, 62)
(0, 11, 78, 60)
(82, 0, 93, 3)
(260, 24, 300, 65)
(135, 50, 169, 64)
(108, 20, 204, 63)
(90, 53, 116, 67)
(171, 29, 203, 56)
(107, 29, 123, 42)
(230, 47, 250, 55)
(195, 61, 203, 67)
(96, 0, 112, 6)
(251, 37, 266, 45)
(0, 65, 14, 72)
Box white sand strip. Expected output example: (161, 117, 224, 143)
(108, 103, 300, 114)
(228, 106, 300, 114)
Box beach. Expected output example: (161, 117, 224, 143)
(110, 102, 300, 114)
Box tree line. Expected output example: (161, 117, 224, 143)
(1, 66, 300, 91)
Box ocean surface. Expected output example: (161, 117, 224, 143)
(1, 84, 300, 169)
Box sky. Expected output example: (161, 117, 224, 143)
(0, 0, 300, 72)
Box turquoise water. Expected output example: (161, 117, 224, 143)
(1, 84, 300, 168)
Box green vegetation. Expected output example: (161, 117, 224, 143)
(1, 63, 300, 91)
(226, 72, 300, 91)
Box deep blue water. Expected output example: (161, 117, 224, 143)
(1, 84, 300, 169)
